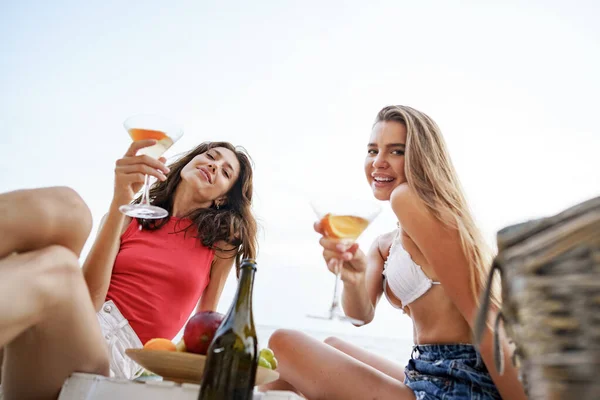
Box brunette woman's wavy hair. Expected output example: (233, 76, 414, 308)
(133, 141, 257, 269)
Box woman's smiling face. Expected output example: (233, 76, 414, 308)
(364, 121, 407, 201)
(180, 146, 241, 204)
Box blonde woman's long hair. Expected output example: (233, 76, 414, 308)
(375, 105, 501, 311)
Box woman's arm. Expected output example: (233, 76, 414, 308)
(82, 140, 170, 311)
(195, 243, 236, 312)
(81, 209, 128, 311)
(390, 183, 526, 400)
(341, 235, 388, 324)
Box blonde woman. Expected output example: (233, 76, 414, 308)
(261, 106, 526, 399)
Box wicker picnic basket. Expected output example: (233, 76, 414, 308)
(474, 196, 600, 400)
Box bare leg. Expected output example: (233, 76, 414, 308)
(1, 247, 110, 400)
(323, 336, 406, 382)
(260, 329, 415, 400)
(0, 187, 92, 258)
(260, 335, 406, 394)
(0, 186, 92, 345)
(0, 187, 109, 400)
(258, 375, 302, 395)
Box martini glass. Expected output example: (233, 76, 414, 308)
(119, 115, 184, 219)
(308, 198, 381, 325)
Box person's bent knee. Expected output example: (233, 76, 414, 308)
(31, 186, 92, 237)
(35, 245, 111, 376)
(35, 245, 82, 308)
(268, 329, 301, 352)
(38, 244, 80, 269)
(46, 187, 93, 254)
(324, 336, 343, 348)
(43, 244, 81, 290)
(52, 186, 93, 235)
(1, 187, 92, 256)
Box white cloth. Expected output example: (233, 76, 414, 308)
(96, 300, 143, 379)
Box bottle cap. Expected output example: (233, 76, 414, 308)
(241, 258, 257, 270)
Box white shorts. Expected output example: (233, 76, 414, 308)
(96, 300, 143, 379)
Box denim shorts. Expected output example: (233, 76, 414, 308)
(96, 300, 143, 379)
(404, 344, 501, 400)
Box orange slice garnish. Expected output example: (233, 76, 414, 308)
(321, 214, 369, 239)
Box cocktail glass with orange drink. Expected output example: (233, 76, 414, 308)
(119, 115, 184, 219)
(309, 199, 381, 325)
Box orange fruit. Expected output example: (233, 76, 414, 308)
(144, 338, 177, 351)
(321, 214, 369, 239)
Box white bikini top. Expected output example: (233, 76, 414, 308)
(382, 230, 440, 310)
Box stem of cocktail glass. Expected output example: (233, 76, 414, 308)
(329, 239, 351, 315)
(329, 258, 343, 315)
(140, 174, 151, 206)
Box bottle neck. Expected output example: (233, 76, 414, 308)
(235, 266, 255, 310)
(223, 265, 255, 328)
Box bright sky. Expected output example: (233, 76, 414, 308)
(1, 1, 599, 359)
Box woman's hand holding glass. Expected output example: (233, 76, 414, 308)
(314, 220, 368, 286)
(311, 220, 371, 325)
(111, 140, 170, 210)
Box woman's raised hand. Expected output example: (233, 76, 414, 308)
(112, 140, 170, 207)
(314, 220, 368, 285)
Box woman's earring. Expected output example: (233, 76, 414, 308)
(216, 203, 220, 210)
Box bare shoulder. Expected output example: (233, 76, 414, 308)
(389, 183, 451, 234)
(390, 183, 430, 221)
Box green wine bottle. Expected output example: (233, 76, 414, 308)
(198, 259, 258, 400)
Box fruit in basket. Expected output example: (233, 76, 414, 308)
(175, 339, 186, 352)
(258, 356, 272, 369)
(143, 338, 177, 351)
(183, 311, 224, 355)
(259, 347, 278, 369)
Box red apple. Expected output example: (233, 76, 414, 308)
(183, 311, 224, 355)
